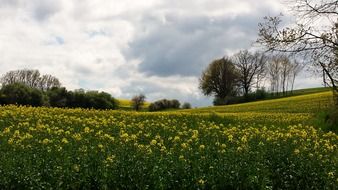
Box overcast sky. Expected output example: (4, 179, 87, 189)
(0, 0, 323, 107)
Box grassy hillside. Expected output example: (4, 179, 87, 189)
(185, 91, 333, 114)
(288, 87, 331, 95)
(179, 91, 334, 127)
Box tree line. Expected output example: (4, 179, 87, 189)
(199, 51, 304, 105)
(0, 69, 191, 111)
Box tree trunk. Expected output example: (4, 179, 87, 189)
(291, 74, 296, 94)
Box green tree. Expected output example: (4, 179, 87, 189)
(0, 83, 44, 106)
(86, 91, 118, 110)
(47, 87, 68, 107)
(181, 102, 192, 109)
(199, 57, 240, 105)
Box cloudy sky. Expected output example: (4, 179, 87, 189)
(0, 0, 323, 107)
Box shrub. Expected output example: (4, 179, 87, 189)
(149, 99, 181, 111)
(181, 102, 192, 109)
(0, 83, 44, 106)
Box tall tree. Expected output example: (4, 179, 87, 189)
(233, 50, 267, 97)
(290, 59, 303, 93)
(257, 0, 338, 104)
(38, 75, 61, 91)
(279, 56, 292, 95)
(199, 57, 239, 103)
(1, 69, 61, 91)
(268, 56, 281, 95)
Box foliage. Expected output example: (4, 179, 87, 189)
(149, 99, 181, 111)
(0, 84, 118, 110)
(199, 57, 240, 101)
(67, 90, 118, 110)
(181, 102, 192, 109)
(47, 87, 68, 107)
(0, 83, 45, 107)
(0, 105, 336, 189)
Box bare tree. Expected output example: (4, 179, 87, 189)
(131, 94, 146, 111)
(268, 56, 282, 95)
(290, 59, 304, 93)
(255, 52, 269, 90)
(232, 50, 267, 97)
(279, 56, 292, 95)
(38, 75, 61, 91)
(257, 0, 338, 104)
(1, 69, 61, 91)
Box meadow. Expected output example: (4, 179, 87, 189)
(0, 91, 337, 189)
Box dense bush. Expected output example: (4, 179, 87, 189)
(0, 83, 46, 106)
(181, 102, 192, 109)
(213, 97, 229, 106)
(47, 87, 68, 107)
(149, 99, 181, 111)
(0, 84, 118, 110)
(214, 88, 269, 105)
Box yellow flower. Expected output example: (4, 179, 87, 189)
(181, 143, 188, 149)
(199, 145, 205, 150)
(42, 138, 50, 145)
(3, 127, 10, 134)
(106, 155, 116, 163)
(73, 164, 80, 172)
(150, 139, 157, 146)
(179, 155, 185, 160)
(198, 179, 206, 185)
(294, 149, 300, 155)
(8, 138, 14, 145)
(328, 172, 334, 178)
(173, 136, 180, 142)
(61, 138, 69, 144)
(237, 146, 243, 152)
(192, 130, 199, 139)
(72, 133, 82, 141)
(84, 127, 90, 133)
(228, 134, 233, 142)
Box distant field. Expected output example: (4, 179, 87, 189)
(184, 91, 333, 114)
(289, 87, 331, 95)
(117, 99, 150, 110)
(179, 91, 334, 126)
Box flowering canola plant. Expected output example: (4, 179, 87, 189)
(0, 104, 336, 189)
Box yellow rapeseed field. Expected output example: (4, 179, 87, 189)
(0, 91, 336, 189)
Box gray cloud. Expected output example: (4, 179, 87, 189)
(125, 10, 274, 77)
(31, 0, 62, 21)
